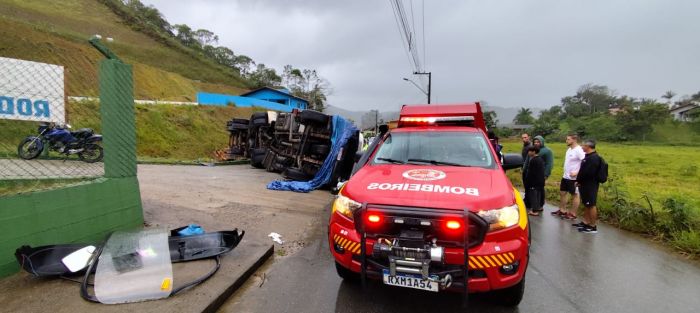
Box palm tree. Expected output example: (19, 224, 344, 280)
(513, 107, 535, 125)
(662, 90, 676, 107)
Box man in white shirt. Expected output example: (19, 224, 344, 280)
(551, 134, 585, 220)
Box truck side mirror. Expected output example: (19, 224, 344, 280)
(502, 153, 523, 170)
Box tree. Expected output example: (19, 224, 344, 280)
(513, 107, 535, 125)
(194, 29, 218, 47)
(248, 64, 282, 88)
(234, 55, 255, 76)
(483, 111, 498, 129)
(662, 90, 676, 104)
(532, 106, 562, 137)
(203, 46, 235, 67)
(281, 65, 331, 111)
(560, 84, 616, 118)
(576, 84, 616, 114)
(173, 24, 199, 49)
(124, 0, 172, 34)
(615, 102, 670, 140)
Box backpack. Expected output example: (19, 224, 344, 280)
(597, 156, 608, 183)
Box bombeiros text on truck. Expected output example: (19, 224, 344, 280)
(328, 102, 528, 307)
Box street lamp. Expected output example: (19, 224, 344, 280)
(402, 72, 431, 104)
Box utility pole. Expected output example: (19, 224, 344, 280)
(413, 72, 431, 104)
(374, 109, 379, 135)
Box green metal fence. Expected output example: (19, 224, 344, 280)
(0, 39, 143, 277)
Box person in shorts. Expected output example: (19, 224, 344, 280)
(553, 134, 585, 220)
(574, 140, 602, 234)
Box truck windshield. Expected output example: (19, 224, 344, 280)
(372, 131, 495, 168)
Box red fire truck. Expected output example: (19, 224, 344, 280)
(328, 103, 528, 306)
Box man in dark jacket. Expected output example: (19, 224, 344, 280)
(520, 132, 532, 160)
(574, 139, 602, 234)
(523, 146, 545, 216)
(532, 135, 553, 212)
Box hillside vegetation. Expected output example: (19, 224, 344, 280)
(0, 100, 259, 160)
(0, 0, 249, 100)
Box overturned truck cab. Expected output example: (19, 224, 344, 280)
(328, 103, 528, 307)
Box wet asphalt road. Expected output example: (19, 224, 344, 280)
(222, 203, 700, 313)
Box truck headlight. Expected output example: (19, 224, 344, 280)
(332, 194, 362, 220)
(477, 204, 519, 231)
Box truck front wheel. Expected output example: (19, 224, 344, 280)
(335, 262, 359, 282)
(489, 276, 525, 306)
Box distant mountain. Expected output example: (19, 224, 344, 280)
(326, 104, 537, 129)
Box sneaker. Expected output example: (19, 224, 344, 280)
(578, 225, 598, 233)
(571, 221, 587, 228)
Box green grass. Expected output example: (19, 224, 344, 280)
(503, 139, 700, 256)
(0, 0, 249, 101)
(0, 178, 94, 196)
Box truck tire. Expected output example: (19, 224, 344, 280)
(252, 117, 268, 126)
(489, 276, 525, 307)
(231, 118, 249, 125)
(334, 262, 359, 282)
(250, 148, 267, 168)
(299, 110, 329, 126)
(230, 123, 248, 131)
(283, 168, 311, 181)
(310, 144, 330, 156)
(251, 112, 268, 120)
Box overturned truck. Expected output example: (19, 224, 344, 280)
(225, 109, 359, 189)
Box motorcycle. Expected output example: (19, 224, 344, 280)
(17, 123, 104, 163)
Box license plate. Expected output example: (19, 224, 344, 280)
(382, 269, 438, 292)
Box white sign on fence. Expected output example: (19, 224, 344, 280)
(0, 57, 65, 124)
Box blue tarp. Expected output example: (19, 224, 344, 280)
(267, 115, 357, 192)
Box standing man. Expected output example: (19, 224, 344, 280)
(553, 134, 585, 219)
(520, 133, 532, 160)
(532, 136, 553, 213)
(575, 139, 602, 234)
(524, 146, 545, 216)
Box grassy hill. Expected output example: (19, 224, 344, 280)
(0, 0, 264, 160)
(0, 0, 249, 100)
(0, 100, 261, 160)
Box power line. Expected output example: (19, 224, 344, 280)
(389, 0, 416, 74)
(389, 0, 423, 73)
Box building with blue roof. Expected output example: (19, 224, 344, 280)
(196, 87, 309, 112)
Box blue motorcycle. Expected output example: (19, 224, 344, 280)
(18, 123, 104, 163)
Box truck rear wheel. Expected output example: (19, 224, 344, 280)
(489, 276, 525, 307)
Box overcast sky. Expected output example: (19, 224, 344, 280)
(144, 0, 700, 112)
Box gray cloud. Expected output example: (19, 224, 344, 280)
(144, 0, 700, 112)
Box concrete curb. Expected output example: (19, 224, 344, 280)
(203, 245, 274, 313)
